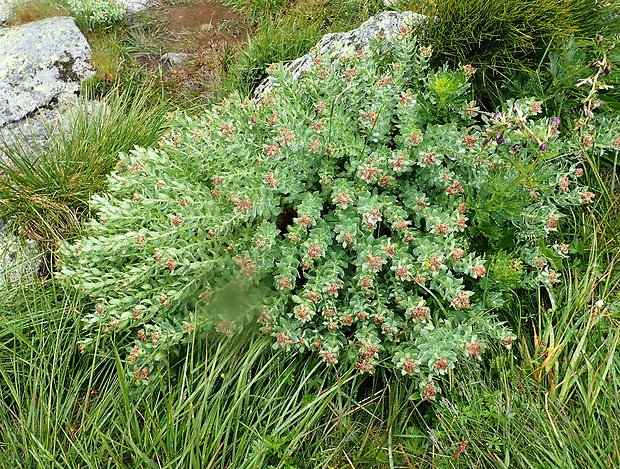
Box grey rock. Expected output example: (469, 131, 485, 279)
(0, 94, 78, 161)
(0, 16, 93, 127)
(160, 52, 189, 71)
(0, 222, 41, 287)
(254, 10, 425, 98)
(0, 0, 15, 26)
(120, 0, 157, 14)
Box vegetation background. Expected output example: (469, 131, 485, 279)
(0, 0, 619, 467)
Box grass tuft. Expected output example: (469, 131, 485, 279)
(411, 0, 620, 108)
(0, 82, 170, 249)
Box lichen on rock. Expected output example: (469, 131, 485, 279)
(0, 16, 93, 127)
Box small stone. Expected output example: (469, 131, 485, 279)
(160, 52, 189, 71)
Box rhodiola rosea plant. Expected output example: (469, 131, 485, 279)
(57, 30, 597, 398)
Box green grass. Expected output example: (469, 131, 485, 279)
(5, 0, 69, 26)
(218, 0, 384, 97)
(219, 17, 323, 97)
(0, 82, 169, 249)
(424, 360, 620, 468)
(427, 164, 620, 468)
(410, 0, 620, 108)
(0, 279, 432, 468)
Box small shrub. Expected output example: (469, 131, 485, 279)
(57, 33, 601, 396)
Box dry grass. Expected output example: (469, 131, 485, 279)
(6, 0, 68, 26)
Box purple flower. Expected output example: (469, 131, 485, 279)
(591, 61, 600, 69)
(552, 117, 561, 127)
(495, 132, 505, 145)
(604, 65, 612, 76)
(583, 106, 590, 117)
(598, 35, 604, 44)
(539, 142, 547, 152)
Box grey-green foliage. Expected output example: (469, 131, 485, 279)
(57, 33, 597, 396)
(67, 0, 125, 31)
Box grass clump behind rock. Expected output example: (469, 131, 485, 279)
(5, 0, 69, 26)
(218, 0, 384, 97)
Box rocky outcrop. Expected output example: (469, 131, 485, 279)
(120, 0, 157, 14)
(254, 10, 425, 98)
(0, 16, 93, 127)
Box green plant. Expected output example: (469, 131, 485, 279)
(501, 36, 620, 163)
(218, 0, 384, 97)
(411, 0, 620, 106)
(425, 360, 620, 468)
(67, 0, 125, 32)
(222, 0, 291, 23)
(0, 278, 422, 468)
(58, 33, 597, 396)
(0, 254, 414, 467)
(0, 83, 169, 249)
(87, 29, 129, 82)
(220, 17, 323, 97)
(517, 159, 620, 410)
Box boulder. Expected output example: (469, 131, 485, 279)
(160, 52, 189, 71)
(0, 16, 93, 285)
(254, 10, 425, 98)
(0, 16, 93, 127)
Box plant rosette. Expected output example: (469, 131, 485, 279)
(58, 32, 597, 397)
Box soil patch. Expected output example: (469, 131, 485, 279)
(132, 0, 250, 101)
(165, 0, 248, 49)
